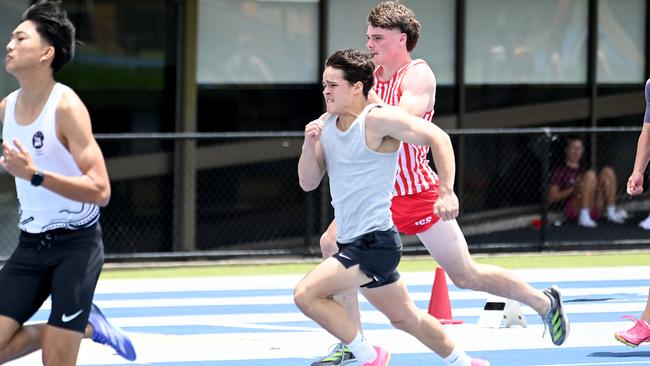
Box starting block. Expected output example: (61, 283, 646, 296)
(477, 295, 527, 328)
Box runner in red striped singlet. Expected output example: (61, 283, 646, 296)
(374, 59, 437, 198)
(311, 3, 569, 365)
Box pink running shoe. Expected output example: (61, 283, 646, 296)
(471, 358, 490, 366)
(362, 346, 390, 366)
(615, 315, 650, 347)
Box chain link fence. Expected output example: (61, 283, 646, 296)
(455, 127, 649, 253)
(0, 128, 648, 260)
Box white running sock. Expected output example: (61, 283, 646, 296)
(346, 332, 376, 364)
(640, 215, 650, 230)
(607, 205, 617, 217)
(443, 348, 472, 366)
(578, 208, 597, 227)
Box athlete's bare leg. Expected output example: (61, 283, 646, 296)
(0, 317, 84, 366)
(417, 219, 551, 315)
(642, 289, 650, 322)
(0, 317, 44, 364)
(320, 220, 362, 331)
(41, 326, 83, 366)
(361, 279, 455, 357)
(294, 258, 374, 343)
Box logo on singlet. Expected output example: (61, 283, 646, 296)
(32, 131, 44, 155)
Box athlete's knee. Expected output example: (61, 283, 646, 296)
(446, 266, 480, 290)
(293, 282, 319, 315)
(319, 230, 338, 259)
(389, 310, 421, 333)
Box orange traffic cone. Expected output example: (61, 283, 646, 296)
(427, 267, 463, 324)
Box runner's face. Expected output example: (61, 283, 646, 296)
(366, 25, 405, 65)
(5, 20, 51, 74)
(322, 67, 355, 115)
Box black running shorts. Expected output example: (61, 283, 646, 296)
(333, 226, 402, 288)
(0, 223, 104, 333)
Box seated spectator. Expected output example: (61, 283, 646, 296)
(548, 137, 626, 227)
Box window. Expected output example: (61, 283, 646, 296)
(198, 0, 319, 84)
(466, 0, 588, 84)
(597, 0, 645, 83)
(327, 0, 455, 85)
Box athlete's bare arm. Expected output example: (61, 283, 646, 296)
(0, 89, 111, 206)
(55, 89, 111, 206)
(366, 105, 458, 220)
(628, 123, 650, 195)
(298, 114, 328, 192)
(398, 63, 436, 117)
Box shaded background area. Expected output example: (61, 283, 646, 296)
(0, 0, 649, 260)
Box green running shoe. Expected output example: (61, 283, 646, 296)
(311, 343, 356, 365)
(541, 285, 570, 346)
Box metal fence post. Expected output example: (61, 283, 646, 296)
(172, 0, 197, 252)
(539, 129, 552, 251)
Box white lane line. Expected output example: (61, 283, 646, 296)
(535, 362, 650, 366)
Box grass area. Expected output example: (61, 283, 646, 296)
(100, 251, 650, 279)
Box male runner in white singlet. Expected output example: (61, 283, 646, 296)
(312, 2, 569, 365)
(296, 48, 489, 366)
(0, 1, 135, 364)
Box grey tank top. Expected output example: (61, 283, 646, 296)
(320, 104, 399, 243)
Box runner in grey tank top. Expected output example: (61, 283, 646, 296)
(296, 49, 489, 366)
(319, 104, 398, 243)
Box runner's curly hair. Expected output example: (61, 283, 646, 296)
(368, 1, 421, 52)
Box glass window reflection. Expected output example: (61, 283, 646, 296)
(198, 0, 319, 84)
(466, 0, 588, 84)
(597, 0, 645, 83)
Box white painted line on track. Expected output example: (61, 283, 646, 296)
(535, 362, 650, 366)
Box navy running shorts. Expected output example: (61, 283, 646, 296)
(333, 226, 402, 288)
(0, 223, 104, 333)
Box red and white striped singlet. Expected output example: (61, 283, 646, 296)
(373, 59, 438, 197)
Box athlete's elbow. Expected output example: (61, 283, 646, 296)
(440, 130, 452, 144)
(299, 179, 319, 192)
(97, 192, 110, 207)
(431, 130, 452, 150)
(95, 185, 111, 207)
